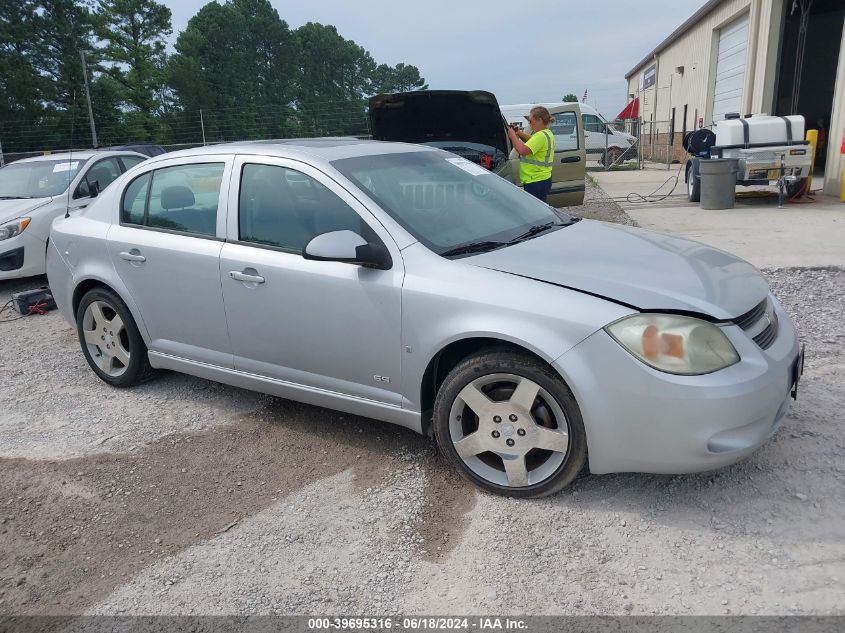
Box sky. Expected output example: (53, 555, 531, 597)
(162, 0, 706, 120)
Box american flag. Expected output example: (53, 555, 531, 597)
(582, 88, 588, 103)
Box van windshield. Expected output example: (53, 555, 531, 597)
(0, 159, 86, 198)
(332, 150, 575, 257)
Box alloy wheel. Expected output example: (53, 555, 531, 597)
(448, 373, 570, 488)
(81, 300, 131, 377)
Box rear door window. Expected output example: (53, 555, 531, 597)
(120, 163, 225, 237)
(121, 173, 150, 225)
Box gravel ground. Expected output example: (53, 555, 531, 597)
(563, 176, 638, 226)
(1, 189, 843, 616)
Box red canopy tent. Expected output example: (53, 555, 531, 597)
(616, 97, 640, 120)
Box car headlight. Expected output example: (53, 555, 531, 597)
(0, 217, 31, 241)
(605, 314, 739, 375)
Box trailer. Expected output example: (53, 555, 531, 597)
(684, 114, 813, 203)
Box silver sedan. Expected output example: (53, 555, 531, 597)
(46, 139, 803, 497)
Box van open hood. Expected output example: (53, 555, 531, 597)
(465, 220, 769, 320)
(368, 90, 509, 156)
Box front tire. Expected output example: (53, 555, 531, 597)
(433, 350, 587, 498)
(76, 287, 155, 387)
(603, 147, 622, 166)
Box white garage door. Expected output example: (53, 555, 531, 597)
(712, 13, 749, 121)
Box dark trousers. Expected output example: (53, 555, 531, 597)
(523, 178, 552, 203)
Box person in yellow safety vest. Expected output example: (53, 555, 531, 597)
(506, 105, 555, 203)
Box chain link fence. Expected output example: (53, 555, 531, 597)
(0, 101, 372, 166)
(635, 119, 688, 168)
(1, 107, 689, 173)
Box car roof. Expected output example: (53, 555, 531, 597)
(14, 149, 146, 164)
(144, 138, 431, 166)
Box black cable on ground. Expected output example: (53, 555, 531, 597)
(608, 160, 687, 204)
(0, 299, 26, 323)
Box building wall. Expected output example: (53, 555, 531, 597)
(749, 0, 784, 114)
(626, 0, 843, 195)
(626, 0, 753, 139)
(823, 22, 845, 198)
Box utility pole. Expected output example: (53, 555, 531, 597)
(0, 138, 5, 167)
(200, 109, 207, 146)
(79, 50, 98, 148)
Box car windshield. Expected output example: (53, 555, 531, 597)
(0, 158, 86, 198)
(332, 150, 574, 256)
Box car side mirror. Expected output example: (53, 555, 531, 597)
(303, 230, 392, 270)
(89, 180, 100, 197)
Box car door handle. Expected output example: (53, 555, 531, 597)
(229, 270, 265, 284)
(119, 251, 146, 262)
(560, 156, 581, 163)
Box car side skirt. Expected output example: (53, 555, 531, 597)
(148, 351, 423, 434)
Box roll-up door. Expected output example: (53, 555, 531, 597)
(712, 13, 750, 121)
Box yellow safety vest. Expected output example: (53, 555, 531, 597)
(519, 129, 554, 185)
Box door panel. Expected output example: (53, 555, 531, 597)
(221, 157, 404, 405)
(108, 227, 231, 367)
(548, 104, 586, 206)
(107, 158, 233, 367)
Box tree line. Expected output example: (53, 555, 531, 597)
(0, 0, 428, 154)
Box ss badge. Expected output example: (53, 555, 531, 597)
(373, 375, 391, 384)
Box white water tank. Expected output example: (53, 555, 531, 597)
(714, 115, 805, 147)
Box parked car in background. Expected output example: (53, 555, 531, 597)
(0, 150, 147, 279)
(104, 143, 167, 157)
(369, 90, 587, 207)
(502, 102, 637, 166)
(47, 139, 802, 497)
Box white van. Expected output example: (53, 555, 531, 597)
(501, 102, 637, 165)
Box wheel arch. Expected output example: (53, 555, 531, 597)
(418, 335, 562, 437)
(71, 275, 151, 344)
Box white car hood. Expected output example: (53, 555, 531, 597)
(465, 220, 769, 320)
(0, 197, 53, 224)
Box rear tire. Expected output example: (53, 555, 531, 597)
(687, 166, 701, 202)
(786, 178, 807, 199)
(76, 287, 155, 388)
(432, 350, 587, 498)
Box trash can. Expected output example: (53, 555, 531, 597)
(699, 158, 738, 210)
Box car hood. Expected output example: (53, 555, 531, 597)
(0, 197, 53, 224)
(465, 220, 768, 320)
(368, 90, 509, 156)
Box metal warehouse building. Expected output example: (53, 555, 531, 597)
(624, 0, 844, 197)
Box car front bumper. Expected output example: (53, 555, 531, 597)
(555, 296, 800, 475)
(0, 231, 47, 280)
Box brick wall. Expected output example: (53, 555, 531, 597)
(639, 132, 687, 164)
